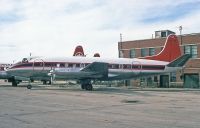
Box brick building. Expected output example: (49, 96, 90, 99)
(118, 30, 200, 88)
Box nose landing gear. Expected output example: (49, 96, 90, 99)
(27, 80, 32, 89)
(27, 84, 32, 89)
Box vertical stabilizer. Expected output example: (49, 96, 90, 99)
(141, 34, 181, 62)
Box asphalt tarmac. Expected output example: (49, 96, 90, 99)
(0, 83, 200, 128)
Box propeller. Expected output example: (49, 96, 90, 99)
(48, 69, 56, 84)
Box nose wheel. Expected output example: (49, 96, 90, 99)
(27, 84, 32, 89)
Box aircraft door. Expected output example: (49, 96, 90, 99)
(132, 61, 141, 75)
(32, 59, 45, 72)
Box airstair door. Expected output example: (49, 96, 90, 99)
(132, 61, 141, 75)
(32, 59, 45, 72)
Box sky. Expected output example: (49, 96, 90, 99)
(0, 0, 200, 63)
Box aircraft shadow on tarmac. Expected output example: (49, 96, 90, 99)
(24, 84, 154, 97)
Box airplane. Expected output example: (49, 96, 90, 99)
(6, 34, 191, 90)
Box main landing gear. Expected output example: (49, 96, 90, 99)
(81, 80, 93, 91)
(12, 81, 18, 87)
(9, 78, 21, 87)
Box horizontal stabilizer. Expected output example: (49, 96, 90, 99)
(81, 62, 108, 78)
(167, 54, 191, 67)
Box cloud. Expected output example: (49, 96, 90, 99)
(0, 0, 200, 63)
(141, 1, 200, 23)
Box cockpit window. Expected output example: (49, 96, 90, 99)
(22, 58, 28, 63)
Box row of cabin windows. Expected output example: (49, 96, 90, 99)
(22, 62, 164, 70)
(42, 63, 89, 68)
(32, 62, 144, 69)
(54, 63, 142, 69)
(33, 63, 136, 69)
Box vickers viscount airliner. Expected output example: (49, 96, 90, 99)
(7, 35, 190, 90)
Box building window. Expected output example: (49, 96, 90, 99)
(184, 45, 190, 54)
(141, 48, 147, 57)
(170, 72, 176, 82)
(149, 48, 155, 56)
(130, 49, 135, 58)
(119, 50, 124, 58)
(154, 76, 158, 82)
(184, 45, 198, 58)
(191, 45, 198, 58)
(161, 31, 167, 37)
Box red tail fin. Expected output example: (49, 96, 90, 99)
(142, 34, 181, 62)
(73, 45, 85, 56)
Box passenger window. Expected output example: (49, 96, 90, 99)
(76, 64, 80, 67)
(60, 63, 65, 67)
(123, 65, 127, 69)
(68, 63, 73, 67)
(80, 63, 85, 68)
(132, 65, 141, 69)
(127, 65, 131, 69)
(56, 64, 60, 67)
(85, 63, 89, 67)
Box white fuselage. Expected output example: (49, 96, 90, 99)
(6, 56, 175, 81)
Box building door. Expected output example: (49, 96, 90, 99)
(184, 74, 199, 88)
(160, 75, 169, 88)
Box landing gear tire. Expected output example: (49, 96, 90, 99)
(81, 84, 86, 89)
(42, 80, 47, 85)
(48, 81, 51, 85)
(12, 81, 18, 87)
(85, 84, 93, 91)
(27, 84, 32, 89)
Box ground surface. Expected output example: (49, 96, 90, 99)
(0, 83, 200, 128)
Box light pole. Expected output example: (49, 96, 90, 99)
(119, 33, 123, 58)
(179, 26, 183, 45)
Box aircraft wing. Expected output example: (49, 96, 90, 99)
(51, 62, 109, 80)
(80, 62, 109, 79)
